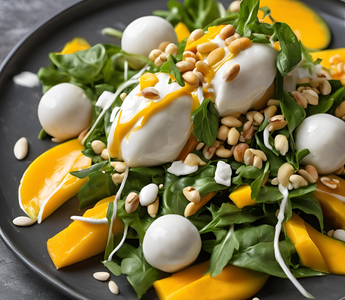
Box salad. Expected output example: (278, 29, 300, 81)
(11, 0, 345, 299)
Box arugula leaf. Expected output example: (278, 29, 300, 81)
(233, 0, 260, 37)
(272, 22, 302, 77)
(250, 162, 270, 200)
(116, 244, 164, 299)
(191, 98, 219, 147)
(160, 54, 185, 86)
(70, 160, 109, 179)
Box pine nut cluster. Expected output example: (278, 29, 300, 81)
(148, 41, 179, 67)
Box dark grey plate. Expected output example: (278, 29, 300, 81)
(0, 0, 345, 299)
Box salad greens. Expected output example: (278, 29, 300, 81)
(36, 0, 345, 298)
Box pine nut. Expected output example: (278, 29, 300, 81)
(274, 134, 289, 156)
(239, 136, 245, 142)
(183, 51, 197, 61)
(223, 63, 240, 82)
(267, 99, 280, 106)
(120, 92, 127, 101)
(302, 89, 319, 105)
(216, 148, 232, 158)
(296, 77, 310, 84)
(309, 79, 320, 88)
(334, 165, 345, 175)
(207, 48, 225, 66)
(318, 78, 332, 95)
(101, 148, 109, 160)
(278, 163, 295, 188)
(148, 49, 163, 62)
(297, 169, 316, 184)
(227, 127, 240, 145)
(195, 71, 205, 85)
(185, 57, 196, 64)
(337, 62, 345, 73)
(264, 105, 277, 119)
(160, 53, 168, 62)
(250, 149, 267, 161)
(219, 25, 235, 40)
(221, 116, 242, 127)
(108, 280, 119, 295)
(327, 229, 335, 237)
(195, 61, 211, 76)
(14, 137, 28, 160)
(297, 86, 306, 93)
(112, 173, 124, 185)
(93, 272, 110, 281)
(182, 71, 199, 86)
(125, 192, 140, 214)
(305, 165, 318, 181)
(184, 202, 197, 218)
(111, 161, 126, 173)
(196, 52, 204, 61)
(12, 216, 36, 227)
(268, 115, 287, 132)
(271, 177, 279, 185)
(91, 140, 106, 154)
(159, 184, 164, 189)
(196, 142, 205, 151)
(197, 42, 218, 54)
(228, 37, 251, 55)
(183, 186, 201, 203)
(335, 101, 345, 118)
(233, 143, 249, 162)
(213, 140, 221, 148)
(188, 29, 204, 44)
(244, 149, 254, 166)
(142, 87, 160, 99)
(203, 145, 216, 160)
(241, 121, 254, 141)
(253, 156, 263, 169)
(229, 0, 241, 12)
(158, 41, 170, 52)
(184, 153, 206, 167)
(225, 35, 238, 46)
(217, 125, 229, 141)
(176, 61, 195, 72)
(329, 54, 340, 64)
(292, 91, 308, 108)
(147, 197, 159, 218)
(246, 111, 263, 125)
(154, 56, 164, 67)
(320, 177, 339, 189)
(165, 43, 179, 56)
(289, 174, 308, 189)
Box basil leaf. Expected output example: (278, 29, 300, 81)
(70, 160, 109, 179)
(191, 98, 219, 147)
(272, 22, 301, 77)
(259, 6, 271, 19)
(160, 54, 185, 87)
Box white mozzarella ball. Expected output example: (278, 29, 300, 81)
(108, 73, 193, 167)
(143, 215, 202, 273)
(214, 44, 277, 116)
(121, 16, 178, 57)
(38, 83, 92, 141)
(295, 114, 345, 174)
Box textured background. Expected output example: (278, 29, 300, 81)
(0, 2, 76, 299)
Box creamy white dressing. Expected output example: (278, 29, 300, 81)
(139, 183, 159, 206)
(106, 166, 130, 262)
(70, 216, 108, 224)
(263, 125, 273, 150)
(13, 71, 40, 88)
(214, 161, 232, 187)
(167, 161, 198, 176)
(274, 184, 313, 299)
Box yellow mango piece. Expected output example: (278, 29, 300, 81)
(229, 185, 255, 209)
(59, 37, 91, 54)
(305, 220, 345, 275)
(314, 174, 345, 230)
(185, 25, 225, 51)
(140, 73, 159, 91)
(19, 139, 91, 223)
(284, 213, 328, 273)
(154, 261, 269, 300)
(174, 22, 190, 43)
(47, 196, 123, 269)
(258, 0, 331, 50)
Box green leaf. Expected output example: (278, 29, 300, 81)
(272, 22, 302, 77)
(259, 6, 271, 19)
(250, 162, 270, 200)
(101, 27, 123, 38)
(106, 202, 114, 225)
(232, 165, 264, 186)
(38, 128, 48, 139)
(191, 98, 219, 147)
(299, 42, 321, 74)
(102, 260, 122, 276)
(160, 54, 185, 87)
(70, 160, 109, 179)
(233, 0, 260, 37)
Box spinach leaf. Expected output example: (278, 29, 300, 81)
(70, 160, 109, 179)
(102, 260, 122, 276)
(272, 22, 301, 77)
(160, 54, 185, 86)
(233, 0, 260, 37)
(37, 64, 70, 90)
(191, 98, 219, 147)
(232, 165, 263, 186)
(250, 162, 270, 200)
(116, 244, 164, 299)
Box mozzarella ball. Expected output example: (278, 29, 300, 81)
(295, 114, 345, 174)
(143, 215, 201, 273)
(213, 43, 277, 116)
(107, 73, 193, 167)
(121, 16, 178, 57)
(38, 83, 92, 141)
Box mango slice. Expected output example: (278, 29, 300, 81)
(19, 139, 91, 223)
(285, 213, 328, 273)
(229, 185, 256, 209)
(47, 196, 123, 269)
(174, 22, 190, 43)
(259, 0, 331, 50)
(59, 37, 91, 54)
(154, 261, 269, 300)
(140, 73, 159, 91)
(314, 174, 345, 230)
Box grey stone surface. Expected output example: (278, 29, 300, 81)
(0, 2, 76, 299)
